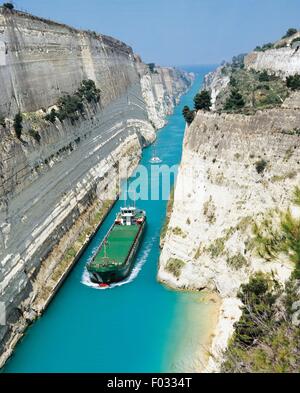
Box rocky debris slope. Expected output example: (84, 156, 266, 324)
(0, 7, 193, 367)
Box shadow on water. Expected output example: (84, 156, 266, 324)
(4, 65, 216, 373)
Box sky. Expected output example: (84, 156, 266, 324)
(12, 0, 300, 66)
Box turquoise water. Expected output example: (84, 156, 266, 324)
(4, 66, 215, 373)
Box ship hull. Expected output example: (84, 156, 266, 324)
(88, 220, 146, 285)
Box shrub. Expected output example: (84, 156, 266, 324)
(234, 273, 281, 346)
(282, 28, 298, 39)
(45, 80, 100, 124)
(224, 89, 245, 111)
(286, 74, 300, 91)
(254, 43, 274, 52)
(45, 108, 57, 123)
(182, 105, 195, 125)
(77, 79, 101, 103)
(0, 114, 5, 128)
(255, 159, 267, 174)
(194, 90, 211, 111)
(3, 2, 14, 10)
(231, 54, 246, 69)
(147, 63, 156, 73)
(14, 112, 23, 139)
(165, 258, 185, 278)
(227, 253, 248, 270)
(258, 70, 272, 82)
(57, 94, 84, 123)
(28, 129, 41, 143)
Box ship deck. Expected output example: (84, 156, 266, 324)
(92, 225, 140, 268)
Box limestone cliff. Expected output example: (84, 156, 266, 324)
(0, 7, 193, 367)
(158, 35, 300, 371)
(244, 32, 300, 77)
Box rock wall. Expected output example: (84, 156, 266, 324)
(158, 104, 300, 370)
(0, 8, 193, 366)
(245, 47, 300, 77)
(203, 66, 230, 111)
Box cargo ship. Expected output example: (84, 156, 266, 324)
(87, 206, 146, 286)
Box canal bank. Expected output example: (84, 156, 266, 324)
(3, 66, 217, 373)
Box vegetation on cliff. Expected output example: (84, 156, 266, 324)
(215, 67, 289, 114)
(194, 90, 211, 111)
(45, 79, 101, 124)
(222, 273, 300, 373)
(2, 2, 14, 10)
(182, 90, 211, 125)
(222, 188, 300, 372)
(182, 105, 195, 125)
(286, 74, 300, 91)
(282, 28, 298, 39)
(14, 112, 23, 139)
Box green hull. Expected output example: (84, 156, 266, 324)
(87, 217, 146, 284)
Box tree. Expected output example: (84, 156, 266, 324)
(282, 28, 298, 39)
(182, 106, 195, 125)
(3, 2, 14, 10)
(45, 108, 57, 123)
(286, 74, 300, 91)
(14, 112, 23, 139)
(224, 89, 245, 111)
(258, 70, 271, 82)
(233, 273, 280, 346)
(194, 90, 211, 111)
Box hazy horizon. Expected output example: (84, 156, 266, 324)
(11, 0, 300, 67)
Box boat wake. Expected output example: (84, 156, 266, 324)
(81, 237, 155, 290)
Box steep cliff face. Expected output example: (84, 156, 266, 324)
(159, 106, 299, 370)
(0, 8, 193, 366)
(203, 66, 230, 111)
(159, 38, 300, 371)
(245, 47, 300, 77)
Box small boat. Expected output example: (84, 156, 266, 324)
(149, 141, 162, 164)
(149, 156, 162, 164)
(87, 206, 146, 285)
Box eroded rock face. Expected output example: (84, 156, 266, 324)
(203, 66, 230, 110)
(0, 9, 193, 366)
(158, 107, 300, 370)
(245, 47, 300, 77)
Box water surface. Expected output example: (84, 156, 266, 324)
(4, 65, 216, 373)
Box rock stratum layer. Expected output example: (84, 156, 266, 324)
(0, 8, 193, 366)
(159, 40, 300, 371)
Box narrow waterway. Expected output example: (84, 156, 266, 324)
(4, 66, 216, 373)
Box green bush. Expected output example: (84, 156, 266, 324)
(194, 90, 211, 111)
(286, 74, 300, 91)
(227, 253, 248, 270)
(165, 258, 185, 278)
(255, 159, 267, 174)
(233, 273, 280, 346)
(0, 114, 5, 128)
(182, 105, 195, 125)
(14, 112, 23, 139)
(254, 43, 274, 52)
(282, 28, 298, 39)
(45, 108, 57, 123)
(224, 89, 245, 111)
(77, 79, 101, 103)
(3, 2, 14, 10)
(45, 80, 100, 124)
(258, 70, 272, 82)
(28, 129, 41, 143)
